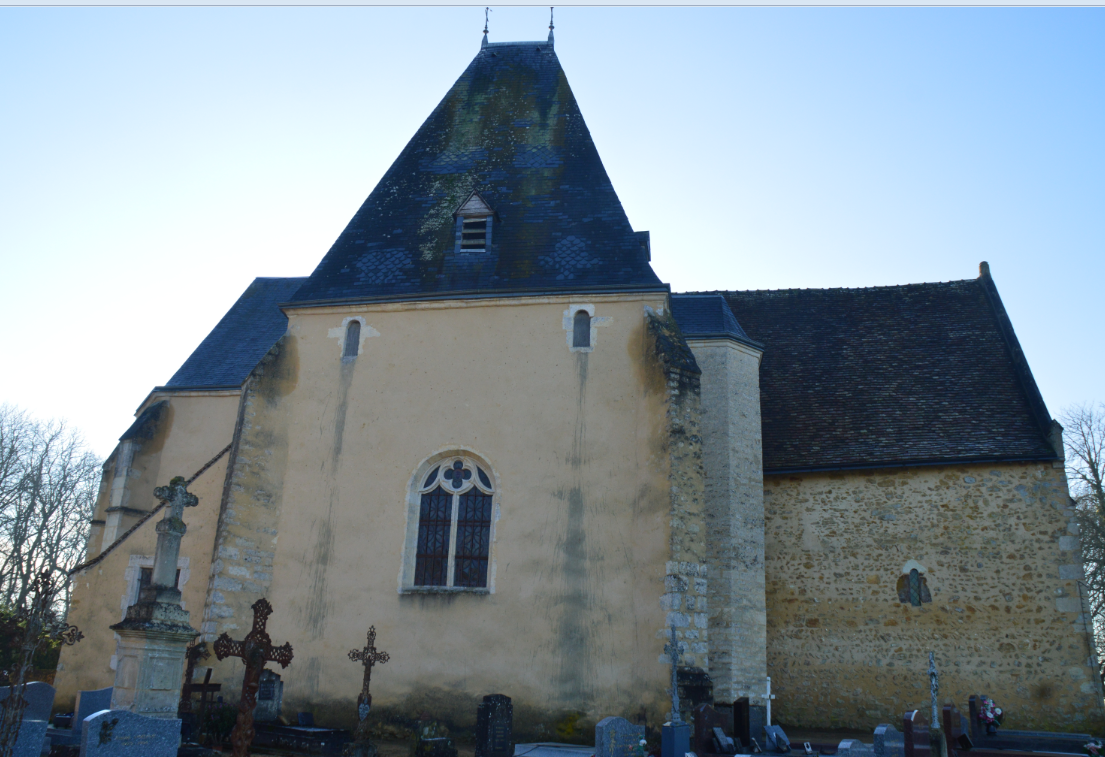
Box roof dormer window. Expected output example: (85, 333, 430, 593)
(454, 191, 494, 254)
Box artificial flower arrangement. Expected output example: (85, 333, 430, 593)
(977, 697, 1005, 734)
(1084, 740, 1102, 757)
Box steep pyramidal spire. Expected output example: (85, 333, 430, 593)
(290, 38, 661, 306)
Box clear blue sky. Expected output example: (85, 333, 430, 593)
(1, 7, 1102, 460)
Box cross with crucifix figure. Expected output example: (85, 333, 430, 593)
(348, 626, 389, 742)
(213, 598, 293, 757)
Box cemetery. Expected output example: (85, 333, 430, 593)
(2, 469, 1101, 757)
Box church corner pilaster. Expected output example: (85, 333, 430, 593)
(200, 338, 294, 663)
(647, 310, 710, 710)
(685, 338, 767, 707)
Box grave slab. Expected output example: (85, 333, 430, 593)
(6, 717, 49, 757)
(596, 716, 645, 757)
(691, 705, 726, 756)
(476, 695, 514, 757)
(255, 670, 283, 723)
(513, 744, 594, 757)
(0, 682, 56, 722)
(78, 709, 182, 757)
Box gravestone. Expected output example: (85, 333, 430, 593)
(0, 682, 56, 722)
(76, 688, 115, 730)
(476, 695, 514, 757)
(254, 670, 283, 723)
(873, 725, 903, 757)
(416, 719, 458, 757)
(595, 716, 644, 757)
(691, 705, 725, 756)
(6, 718, 49, 757)
(837, 739, 875, 757)
(763, 725, 790, 754)
(298, 711, 315, 727)
(79, 709, 182, 757)
(734, 698, 765, 750)
(52, 687, 117, 747)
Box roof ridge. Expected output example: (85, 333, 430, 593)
(679, 278, 979, 296)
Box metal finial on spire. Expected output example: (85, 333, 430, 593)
(482, 7, 490, 48)
(548, 6, 555, 45)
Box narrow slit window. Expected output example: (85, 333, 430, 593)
(343, 321, 361, 358)
(461, 217, 489, 251)
(573, 310, 591, 348)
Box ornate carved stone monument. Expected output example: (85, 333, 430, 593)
(109, 477, 199, 718)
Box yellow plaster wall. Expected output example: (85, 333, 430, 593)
(56, 393, 240, 710)
(763, 462, 1105, 733)
(202, 294, 682, 734)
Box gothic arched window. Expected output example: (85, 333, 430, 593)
(411, 455, 496, 589)
(343, 320, 361, 359)
(573, 309, 591, 348)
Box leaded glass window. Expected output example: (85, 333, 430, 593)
(412, 456, 495, 588)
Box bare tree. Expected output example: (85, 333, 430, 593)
(0, 404, 101, 615)
(1063, 403, 1105, 681)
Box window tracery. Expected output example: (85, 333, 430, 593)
(411, 456, 495, 590)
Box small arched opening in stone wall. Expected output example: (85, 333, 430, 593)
(343, 319, 361, 359)
(896, 561, 932, 606)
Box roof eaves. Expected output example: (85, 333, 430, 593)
(282, 283, 671, 310)
(681, 332, 765, 351)
(765, 452, 1061, 476)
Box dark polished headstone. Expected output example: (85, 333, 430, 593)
(476, 695, 514, 757)
(692, 705, 724, 756)
(734, 699, 766, 750)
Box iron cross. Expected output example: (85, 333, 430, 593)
(349, 626, 389, 712)
(213, 598, 293, 757)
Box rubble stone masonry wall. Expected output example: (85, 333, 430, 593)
(764, 462, 1105, 733)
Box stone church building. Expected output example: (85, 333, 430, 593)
(58, 30, 1104, 735)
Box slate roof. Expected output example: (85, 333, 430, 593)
(710, 272, 1058, 473)
(670, 293, 761, 349)
(289, 40, 663, 306)
(162, 277, 306, 390)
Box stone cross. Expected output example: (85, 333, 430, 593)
(764, 677, 776, 726)
(146, 477, 199, 603)
(348, 626, 389, 741)
(668, 622, 682, 725)
(213, 598, 293, 757)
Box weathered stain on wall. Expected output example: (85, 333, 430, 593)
(764, 462, 1105, 732)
